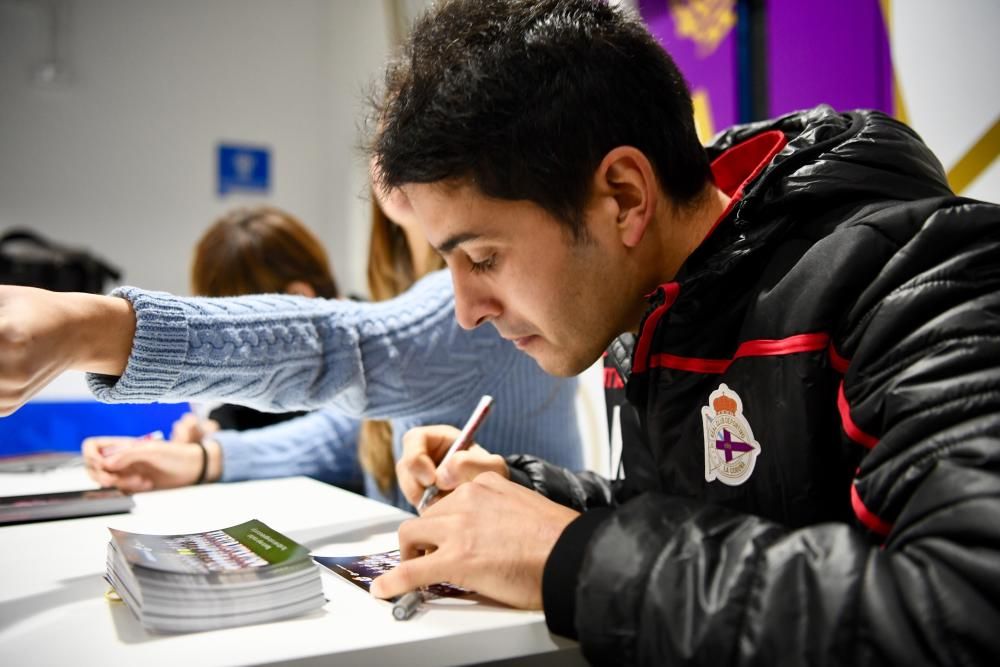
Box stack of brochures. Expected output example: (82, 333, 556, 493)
(105, 519, 324, 633)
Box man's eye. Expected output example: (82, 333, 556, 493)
(470, 254, 496, 274)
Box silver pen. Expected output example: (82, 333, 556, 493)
(391, 589, 426, 621)
(416, 395, 494, 513)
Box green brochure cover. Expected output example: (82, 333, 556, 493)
(110, 519, 310, 576)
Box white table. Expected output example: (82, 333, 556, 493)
(0, 472, 582, 666)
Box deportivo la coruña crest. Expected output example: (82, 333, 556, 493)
(702, 383, 761, 486)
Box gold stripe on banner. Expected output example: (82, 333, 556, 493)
(692, 89, 716, 144)
(892, 78, 910, 126)
(947, 115, 1000, 195)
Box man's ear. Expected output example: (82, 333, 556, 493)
(284, 281, 317, 298)
(594, 147, 657, 249)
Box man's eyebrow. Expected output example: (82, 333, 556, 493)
(435, 232, 481, 256)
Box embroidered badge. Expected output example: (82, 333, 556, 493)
(702, 383, 761, 486)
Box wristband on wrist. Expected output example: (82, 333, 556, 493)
(193, 440, 209, 485)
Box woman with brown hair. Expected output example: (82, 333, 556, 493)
(193, 205, 340, 301)
(188, 205, 338, 432)
(82, 196, 583, 510)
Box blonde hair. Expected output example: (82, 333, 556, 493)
(359, 194, 445, 495)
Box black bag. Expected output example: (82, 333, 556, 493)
(0, 228, 121, 294)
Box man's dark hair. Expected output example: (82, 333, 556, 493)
(371, 0, 712, 235)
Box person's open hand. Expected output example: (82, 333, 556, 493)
(395, 424, 509, 510)
(82, 436, 209, 492)
(0, 285, 134, 416)
(370, 471, 580, 609)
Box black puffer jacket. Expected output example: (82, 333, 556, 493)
(508, 106, 1000, 665)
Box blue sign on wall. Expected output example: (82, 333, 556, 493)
(217, 143, 271, 195)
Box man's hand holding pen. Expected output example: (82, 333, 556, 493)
(373, 423, 581, 610)
(394, 423, 510, 511)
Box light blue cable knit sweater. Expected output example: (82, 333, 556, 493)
(86, 270, 583, 510)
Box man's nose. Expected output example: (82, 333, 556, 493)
(452, 273, 502, 330)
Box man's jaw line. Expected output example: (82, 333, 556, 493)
(495, 326, 591, 378)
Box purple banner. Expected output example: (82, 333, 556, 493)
(639, 0, 740, 140)
(767, 0, 893, 117)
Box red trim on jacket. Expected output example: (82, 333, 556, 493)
(837, 381, 879, 448)
(633, 131, 788, 375)
(708, 130, 788, 236)
(647, 332, 831, 374)
(851, 483, 892, 536)
(828, 345, 850, 374)
(632, 282, 680, 374)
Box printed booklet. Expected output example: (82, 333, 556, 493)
(314, 549, 469, 599)
(106, 519, 324, 633)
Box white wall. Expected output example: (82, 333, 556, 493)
(0, 0, 394, 296)
(891, 0, 999, 203)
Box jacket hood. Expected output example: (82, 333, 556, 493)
(671, 106, 954, 295)
(709, 105, 952, 223)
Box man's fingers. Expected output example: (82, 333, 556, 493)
(401, 424, 463, 463)
(471, 469, 517, 491)
(398, 425, 463, 507)
(466, 470, 542, 501)
(396, 456, 436, 507)
(437, 447, 507, 490)
(395, 515, 453, 559)
(369, 549, 451, 600)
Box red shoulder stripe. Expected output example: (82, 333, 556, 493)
(828, 345, 850, 374)
(837, 381, 879, 448)
(851, 483, 892, 536)
(645, 332, 831, 374)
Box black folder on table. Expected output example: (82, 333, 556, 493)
(0, 488, 134, 525)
